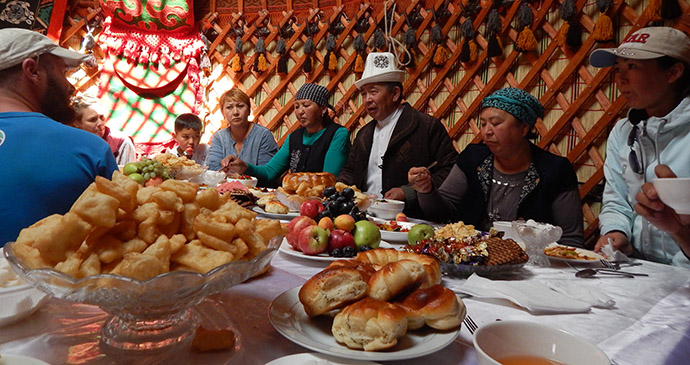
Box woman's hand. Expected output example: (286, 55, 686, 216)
(408, 167, 432, 193)
(595, 231, 632, 255)
(220, 155, 248, 174)
(634, 165, 690, 236)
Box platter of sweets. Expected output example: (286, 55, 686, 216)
(405, 231, 528, 277)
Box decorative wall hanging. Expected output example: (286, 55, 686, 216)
(253, 18, 270, 73)
(592, 0, 614, 43)
(645, 0, 682, 22)
(353, 9, 370, 73)
(231, 18, 245, 73)
(556, 0, 582, 51)
(515, 1, 537, 52)
(485, 8, 503, 58)
(459, 18, 478, 63)
(275, 17, 295, 74)
(401, 4, 423, 68)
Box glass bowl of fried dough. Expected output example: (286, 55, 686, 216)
(2, 171, 284, 351)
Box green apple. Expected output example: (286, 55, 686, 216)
(407, 224, 435, 245)
(128, 173, 146, 185)
(122, 162, 139, 175)
(352, 220, 381, 249)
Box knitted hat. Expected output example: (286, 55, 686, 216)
(590, 27, 690, 68)
(481, 87, 544, 128)
(0, 28, 93, 71)
(295, 83, 332, 109)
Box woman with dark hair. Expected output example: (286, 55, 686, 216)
(206, 88, 278, 173)
(408, 87, 584, 247)
(222, 83, 350, 180)
(589, 26, 690, 267)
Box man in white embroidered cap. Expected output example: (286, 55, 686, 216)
(589, 26, 690, 267)
(0, 28, 118, 246)
(337, 52, 457, 220)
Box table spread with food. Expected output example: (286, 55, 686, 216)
(1, 166, 689, 364)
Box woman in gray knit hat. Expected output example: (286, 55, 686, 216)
(221, 83, 350, 184)
(408, 87, 585, 248)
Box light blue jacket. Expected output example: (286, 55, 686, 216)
(600, 96, 690, 267)
(205, 124, 278, 171)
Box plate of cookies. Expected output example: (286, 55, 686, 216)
(269, 249, 464, 361)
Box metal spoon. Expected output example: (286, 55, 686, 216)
(575, 268, 634, 278)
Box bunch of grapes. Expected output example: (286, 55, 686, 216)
(316, 186, 368, 221)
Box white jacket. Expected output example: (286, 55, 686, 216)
(600, 96, 690, 267)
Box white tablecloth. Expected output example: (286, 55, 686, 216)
(1, 249, 689, 364)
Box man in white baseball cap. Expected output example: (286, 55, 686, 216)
(590, 26, 690, 268)
(0, 28, 117, 246)
(338, 52, 457, 220)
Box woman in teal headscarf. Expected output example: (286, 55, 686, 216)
(408, 87, 585, 247)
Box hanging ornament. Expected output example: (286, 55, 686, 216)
(402, 27, 417, 67)
(431, 23, 448, 67)
(253, 37, 268, 73)
(353, 12, 370, 73)
(515, 1, 537, 52)
(485, 8, 503, 58)
(276, 38, 288, 74)
(556, 0, 582, 51)
(325, 34, 337, 71)
(231, 21, 244, 73)
(373, 28, 386, 52)
(303, 36, 314, 73)
(645, 0, 681, 22)
(460, 18, 478, 63)
(592, 0, 614, 43)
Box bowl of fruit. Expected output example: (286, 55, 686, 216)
(227, 174, 258, 188)
(121, 158, 172, 186)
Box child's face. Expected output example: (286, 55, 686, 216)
(173, 127, 201, 152)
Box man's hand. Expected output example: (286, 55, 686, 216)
(408, 167, 432, 193)
(594, 231, 632, 255)
(384, 187, 405, 200)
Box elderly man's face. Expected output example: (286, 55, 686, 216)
(38, 55, 77, 124)
(360, 83, 400, 121)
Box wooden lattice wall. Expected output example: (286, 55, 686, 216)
(60, 0, 690, 242)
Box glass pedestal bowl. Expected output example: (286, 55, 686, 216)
(3, 236, 281, 351)
(511, 220, 562, 267)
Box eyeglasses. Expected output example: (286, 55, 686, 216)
(627, 124, 643, 175)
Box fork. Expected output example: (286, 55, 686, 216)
(464, 315, 478, 335)
(600, 259, 618, 270)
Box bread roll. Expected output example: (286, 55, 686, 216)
(299, 266, 373, 317)
(355, 248, 442, 288)
(282, 172, 336, 192)
(332, 298, 408, 351)
(367, 260, 426, 301)
(257, 193, 278, 206)
(396, 285, 466, 330)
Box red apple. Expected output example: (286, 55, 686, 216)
(298, 225, 330, 255)
(286, 216, 316, 250)
(318, 216, 334, 231)
(300, 199, 325, 219)
(328, 229, 356, 253)
(333, 214, 356, 232)
(395, 212, 408, 222)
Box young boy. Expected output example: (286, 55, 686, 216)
(164, 113, 209, 165)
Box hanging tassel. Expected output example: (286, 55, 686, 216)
(460, 19, 475, 63)
(354, 53, 365, 73)
(485, 9, 502, 58)
(488, 36, 502, 58)
(373, 28, 386, 52)
(661, 0, 681, 19)
(303, 37, 314, 73)
(231, 54, 242, 72)
(353, 33, 366, 73)
(233, 35, 243, 72)
(254, 37, 268, 73)
(515, 2, 536, 52)
(433, 45, 448, 66)
(326, 34, 337, 71)
(560, 0, 581, 51)
(594, 0, 614, 43)
(276, 38, 288, 74)
(431, 24, 446, 66)
(402, 27, 416, 67)
(469, 40, 478, 62)
(516, 27, 537, 52)
(278, 56, 288, 74)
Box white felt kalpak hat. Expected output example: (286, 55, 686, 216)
(354, 52, 406, 89)
(0, 28, 92, 71)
